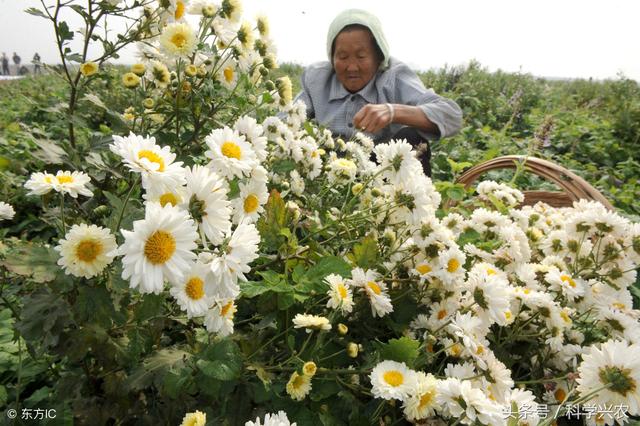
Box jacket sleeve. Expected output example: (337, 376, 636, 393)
(389, 63, 463, 139)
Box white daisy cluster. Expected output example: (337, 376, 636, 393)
(0, 201, 15, 221)
(108, 117, 268, 337)
(245, 411, 296, 426)
(476, 180, 525, 208)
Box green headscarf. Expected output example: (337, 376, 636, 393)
(326, 9, 390, 70)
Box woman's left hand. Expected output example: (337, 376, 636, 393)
(353, 104, 393, 133)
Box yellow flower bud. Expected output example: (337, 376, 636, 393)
(347, 342, 359, 358)
(351, 183, 363, 195)
(131, 63, 146, 76)
(185, 64, 198, 77)
(302, 361, 317, 377)
(80, 61, 99, 77)
(143, 98, 155, 109)
(337, 323, 348, 335)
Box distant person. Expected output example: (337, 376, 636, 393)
(1, 53, 9, 75)
(32, 53, 42, 74)
(13, 52, 21, 74)
(295, 9, 462, 176)
(18, 66, 29, 76)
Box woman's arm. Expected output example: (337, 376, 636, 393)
(352, 103, 439, 134)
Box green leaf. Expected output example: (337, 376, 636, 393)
(58, 21, 74, 42)
(310, 380, 341, 401)
(15, 289, 72, 350)
(241, 271, 291, 298)
(446, 185, 466, 201)
(74, 285, 119, 328)
(197, 339, 242, 381)
(378, 337, 421, 368)
(271, 159, 297, 174)
(24, 7, 47, 18)
(456, 228, 481, 247)
(347, 235, 379, 269)
(126, 348, 191, 391)
(32, 138, 67, 164)
(0, 239, 59, 283)
(294, 256, 352, 296)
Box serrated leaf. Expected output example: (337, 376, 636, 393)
(0, 240, 59, 283)
(378, 337, 421, 368)
(126, 348, 191, 391)
(347, 235, 378, 269)
(197, 339, 242, 381)
(32, 138, 67, 164)
(24, 7, 47, 18)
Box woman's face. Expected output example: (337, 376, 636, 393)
(333, 28, 380, 93)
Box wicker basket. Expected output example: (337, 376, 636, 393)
(455, 155, 615, 210)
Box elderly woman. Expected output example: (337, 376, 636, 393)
(295, 9, 463, 176)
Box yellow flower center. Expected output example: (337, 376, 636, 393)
(447, 258, 460, 273)
(476, 345, 484, 355)
(505, 310, 512, 320)
(524, 288, 531, 294)
(45, 176, 53, 184)
(560, 274, 576, 288)
(560, 310, 571, 323)
(138, 150, 166, 172)
(416, 264, 432, 275)
(554, 388, 567, 402)
(383, 370, 404, 387)
(223, 67, 234, 83)
(185, 277, 205, 300)
(451, 343, 462, 356)
(613, 302, 626, 310)
(57, 175, 74, 184)
(486, 268, 496, 275)
(437, 309, 447, 320)
(221, 141, 242, 159)
(221, 301, 235, 318)
(159, 192, 179, 207)
(175, 1, 185, 19)
(367, 281, 381, 295)
(419, 390, 435, 409)
(337, 284, 348, 299)
(243, 194, 259, 213)
(75, 239, 103, 262)
(171, 32, 187, 48)
(291, 374, 306, 389)
(144, 230, 176, 264)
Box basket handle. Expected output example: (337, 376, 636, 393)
(455, 155, 614, 210)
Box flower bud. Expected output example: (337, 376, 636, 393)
(302, 361, 317, 377)
(337, 323, 348, 335)
(351, 183, 363, 195)
(143, 98, 155, 109)
(185, 64, 198, 77)
(265, 80, 275, 91)
(347, 342, 359, 358)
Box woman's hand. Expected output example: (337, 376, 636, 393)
(353, 104, 393, 133)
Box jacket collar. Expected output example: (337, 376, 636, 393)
(328, 72, 378, 103)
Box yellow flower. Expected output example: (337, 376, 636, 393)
(179, 410, 206, 426)
(122, 72, 141, 88)
(275, 76, 292, 106)
(80, 61, 99, 77)
(185, 64, 198, 77)
(131, 63, 146, 76)
(286, 371, 311, 401)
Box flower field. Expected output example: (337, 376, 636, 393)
(1, 1, 640, 426)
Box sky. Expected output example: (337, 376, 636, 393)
(1, 0, 639, 81)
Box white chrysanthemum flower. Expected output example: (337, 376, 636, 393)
(286, 371, 311, 401)
(435, 247, 467, 286)
(245, 411, 295, 426)
(24, 172, 57, 196)
(374, 139, 423, 184)
(184, 165, 231, 245)
(205, 127, 258, 179)
(477, 180, 524, 208)
(118, 203, 198, 294)
(143, 186, 188, 208)
(110, 133, 185, 192)
(205, 299, 236, 336)
(217, 57, 239, 89)
(402, 372, 440, 421)
(481, 355, 514, 403)
(169, 262, 215, 318)
(506, 388, 541, 426)
(179, 410, 205, 426)
(0, 201, 15, 220)
(325, 273, 354, 314)
(292, 314, 331, 332)
(370, 360, 417, 401)
(577, 340, 640, 420)
(211, 16, 237, 45)
(464, 264, 513, 326)
(207, 221, 260, 299)
(30, 170, 92, 198)
(327, 158, 358, 184)
(55, 224, 117, 278)
(436, 378, 504, 425)
(597, 308, 640, 344)
(159, 22, 197, 58)
(231, 180, 268, 224)
(188, 0, 217, 16)
(545, 269, 586, 302)
(234, 116, 268, 161)
(167, 0, 190, 21)
(362, 278, 393, 318)
(288, 170, 305, 195)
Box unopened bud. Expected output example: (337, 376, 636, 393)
(337, 323, 348, 335)
(347, 342, 359, 358)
